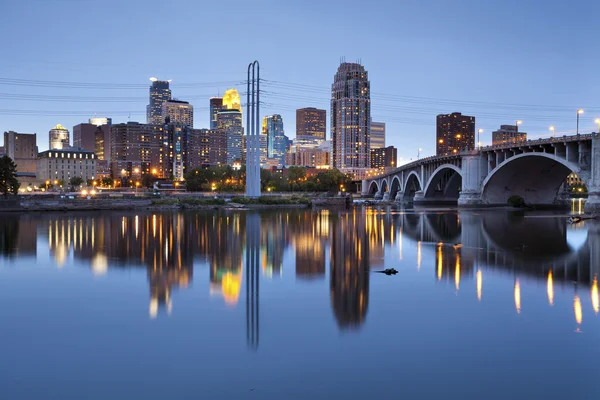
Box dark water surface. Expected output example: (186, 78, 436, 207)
(0, 208, 598, 399)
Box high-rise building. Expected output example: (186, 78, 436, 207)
(159, 124, 187, 180)
(217, 109, 243, 165)
(73, 123, 111, 177)
(163, 100, 194, 127)
(3, 131, 37, 173)
(208, 129, 228, 166)
(263, 114, 287, 165)
(210, 97, 224, 129)
(286, 146, 331, 168)
(370, 146, 397, 170)
(146, 78, 172, 125)
(110, 122, 162, 179)
(331, 62, 371, 170)
(370, 121, 386, 149)
(296, 107, 326, 147)
(49, 124, 70, 150)
(222, 88, 242, 112)
(436, 112, 475, 156)
(492, 125, 527, 145)
(37, 148, 96, 183)
(186, 128, 211, 170)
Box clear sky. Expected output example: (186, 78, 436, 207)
(1, 0, 599, 163)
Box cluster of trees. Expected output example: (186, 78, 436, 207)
(184, 165, 352, 193)
(0, 156, 19, 195)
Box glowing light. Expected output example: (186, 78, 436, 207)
(577, 109, 584, 115)
(454, 252, 460, 291)
(222, 88, 242, 112)
(417, 241, 422, 271)
(516, 120, 522, 125)
(221, 271, 242, 305)
(514, 280, 521, 314)
(592, 277, 599, 315)
(436, 243, 442, 281)
(574, 294, 582, 329)
(476, 269, 482, 301)
(149, 77, 158, 82)
(81, 189, 88, 196)
(547, 270, 554, 306)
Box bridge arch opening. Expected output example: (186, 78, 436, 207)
(482, 153, 584, 206)
(389, 177, 401, 200)
(423, 165, 462, 203)
(367, 181, 379, 196)
(402, 172, 422, 203)
(381, 179, 389, 193)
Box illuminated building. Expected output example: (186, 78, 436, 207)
(222, 88, 242, 112)
(159, 124, 186, 180)
(296, 107, 326, 147)
(146, 78, 172, 125)
(73, 123, 111, 177)
(210, 97, 224, 129)
(49, 124, 70, 150)
(37, 148, 96, 182)
(436, 112, 475, 156)
(3, 131, 37, 173)
(370, 121, 386, 149)
(89, 117, 112, 126)
(286, 143, 330, 168)
(110, 122, 161, 179)
(262, 114, 288, 165)
(209, 129, 228, 166)
(370, 146, 397, 170)
(186, 128, 211, 170)
(331, 62, 371, 170)
(217, 109, 243, 165)
(162, 100, 194, 128)
(492, 125, 527, 145)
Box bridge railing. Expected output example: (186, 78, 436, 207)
(367, 154, 461, 180)
(480, 133, 595, 151)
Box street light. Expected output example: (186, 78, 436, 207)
(549, 126, 556, 138)
(477, 129, 483, 149)
(595, 118, 600, 133)
(577, 109, 584, 135)
(515, 120, 522, 142)
(418, 148, 422, 159)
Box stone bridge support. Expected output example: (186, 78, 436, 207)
(457, 154, 487, 207)
(585, 134, 600, 213)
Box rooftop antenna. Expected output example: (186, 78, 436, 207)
(128, 113, 131, 121)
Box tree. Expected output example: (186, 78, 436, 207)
(69, 176, 84, 187)
(288, 166, 306, 192)
(142, 174, 155, 188)
(101, 177, 113, 187)
(0, 156, 20, 195)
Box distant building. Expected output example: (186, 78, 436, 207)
(146, 78, 172, 125)
(263, 114, 287, 165)
(159, 124, 187, 180)
(163, 100, 194, 127)
(371, 146, 397, 170)
(49, 124, 70, 150)
(286, 147, 331, 168)
(209, 97, 224, 129)
(217, 109, 243, 165)
(0, 146, 4, 156)
(492, 125, 527, 145)
(186, 128, 211, 170)
(208, 129, 228, 166)
(89, 117, 112, 126)
(296, 107, 326, 147)
(3, 131, 37, 173)
(370, 121, 386, 149)
(436, 112, 475, 156)
(331, 62, 371, 171)
(37, 148, 96, 183)
(73, 123, 111, 177)
(110, 122, 161, 179)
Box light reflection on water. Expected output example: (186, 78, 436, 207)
(0, 208, 599, 398)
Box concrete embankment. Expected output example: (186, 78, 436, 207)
(0, 198, 152, 212)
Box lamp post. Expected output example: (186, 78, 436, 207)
(515, 120, 522, 141)
(595, 119, 600, 133)
(417, 148, 422, 160)
(477, 129, 483, 149)
(577, 109, 584, 135)
(549, 126, 555, 138)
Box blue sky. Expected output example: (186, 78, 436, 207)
(1, 0, 599, 163)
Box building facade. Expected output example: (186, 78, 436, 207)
(436, 112, 475, 156)
(492, 125, 527, 145)
(209, 129, 228, 166)
(37, 148, 96, 183)
(89, 117, 112, 126)
(286, 147, 330, 168)
(222, 88, 242, 112)
(217, 109, 243, 165)
(263, 114, 287, 165)
(49, 124, 70, 150)
(331, 62, 371, 170)
(370, 145, 397, 170)
(110, 122, 161, 179)
(186, 128, 211, 170)
(146, 78, 172, 125)
(296, 107, 326, 147)
(370, 121, 386, 149)
(210, 97, 224, 129)
(159, 124, 186, 180)
(163, 100, 194, 127)
(3, 131, 37, 173)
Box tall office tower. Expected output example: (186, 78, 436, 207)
(210, 97, 224, 129)
(110, 122, 162, 179)
(49, 124, 70, 150)
(222, 88, 242, 112)
(208, 129, 228, 166)
(163, 100, 194, 127)
(262, 114, 287, 165)
(146, 78, 172, 125)
(296, 107, 326, 147)
(370, 121, 386, 149)
(492, 125, 527, 145)
(186, 128, 210, 170)
(217, 109, 243, 165)
(3, 131, 37, 173)
(331, 62, 371, 170)
(159, 124, 186, 180)
(436, 112, 475, 156)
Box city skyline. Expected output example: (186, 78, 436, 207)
(0, 1, 599, 164)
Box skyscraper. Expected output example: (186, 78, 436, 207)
(49, 124, 70, 150)
(370, 146, 397, 170)
(222, 88, 242, 112)
(263, 114, 287, 165)
(296, 107, 326, 147)
(331, 62, 371, 170)
(110, 122, 161, 178)
(210, 97, 224, 129)
(162, 100, 194, 127)
(436, 112, 475, 156)
(217, 109, 243, 165)
(370, 121, 386, 149)
(146, 78, 172, 125)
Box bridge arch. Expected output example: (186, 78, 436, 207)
(367, 181, 379, 195)
(389, 176, 402, 200)
(423, 164, 463, 202)
(481, 153, 586, 205)
(401, 171, 422, 202)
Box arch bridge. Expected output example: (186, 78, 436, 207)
(362, 133, 600, 213)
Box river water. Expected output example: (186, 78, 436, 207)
(0, 207, 598, 399)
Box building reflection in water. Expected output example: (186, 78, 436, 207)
(293, 211, 327, 279)
(547, 270, 554, 306)
(209, 214, 244, 305)
(246, 213, 260, 350)
(476, 269, 482, 301)
(574, 294, 583, 331)
(330, 209, 369, 330)
(514, 280, 521, 315)
(592, 277, 599, 315)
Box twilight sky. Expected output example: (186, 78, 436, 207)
(1, 0, 599, 163)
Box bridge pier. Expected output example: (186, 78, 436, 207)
(585, 134, 600, 213)
(382, 192, 390, 201)
(374, 190, 384, 200)
(458, 154, 487, 207)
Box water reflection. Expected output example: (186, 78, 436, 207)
(1, 208, 599, 339)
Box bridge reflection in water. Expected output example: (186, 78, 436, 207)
(0, 208, 598, 340)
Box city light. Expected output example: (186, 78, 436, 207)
(549, 126, 556, 137)
(547, 270, 554, 306)
(577, 109, 584, 115)
(595, 119, 600, 132)
(514, 280, 521, 314)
